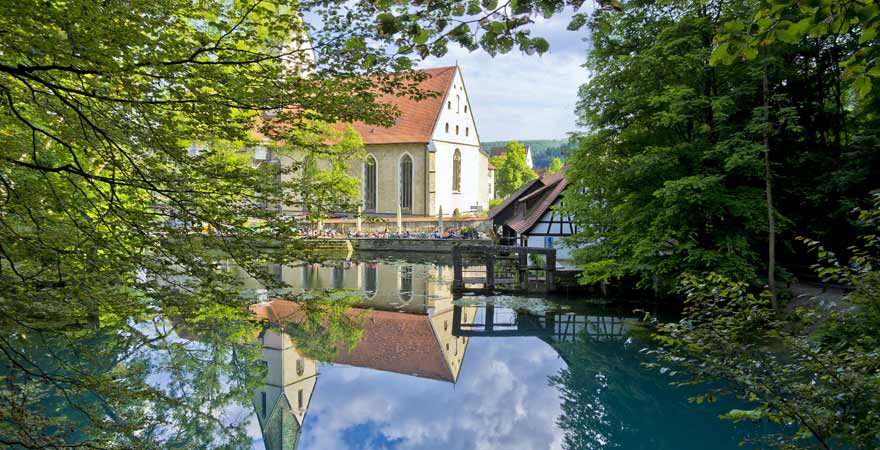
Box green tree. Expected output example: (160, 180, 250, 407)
(565, 0, 880, 291)
(648, 206, 880, 449)
(547, 157, 564, 174)
(0, 0, 608, 446)
(493, 141, 538, 198)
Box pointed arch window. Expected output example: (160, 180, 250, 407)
(400, 266, 413, 301)
(364, 155, 377, 211)
(363, 263, 377, 296)
(453, 149, 462, 193)
(399, 154, 413, 211)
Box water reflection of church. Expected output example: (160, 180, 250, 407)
(245, 260, 639, 450)
(248, 260, 479, 450)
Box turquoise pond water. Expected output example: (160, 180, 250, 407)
(3, 257, 772, 449)
(242, 258, 770, 450)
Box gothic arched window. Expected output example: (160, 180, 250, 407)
(364, 155, 377, 211)
(453, 149, 462, 193)
(399, 265, 413, 301)
(399, 154, 413, 211)
(363, 263, 377, 297)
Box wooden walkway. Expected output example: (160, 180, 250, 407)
(452, 245, 557, 293)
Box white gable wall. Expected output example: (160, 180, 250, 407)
(430, 67, 488, 215)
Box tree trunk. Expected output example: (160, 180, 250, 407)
(763, 54, 778, 311)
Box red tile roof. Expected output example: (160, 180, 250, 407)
(487, 177, 541, 219)
(251, 300, 454, 382)
(349, 67, 456, 145)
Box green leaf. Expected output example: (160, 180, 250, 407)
(860, 25, 878, 43)
(414, 28, 431, 45)
(854, 75, 873, 97)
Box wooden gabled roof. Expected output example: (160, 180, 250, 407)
(349, 67, 456, 145)
(490, 166, 570, 235)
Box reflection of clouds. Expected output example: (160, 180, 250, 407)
(297, 337, 565, 450)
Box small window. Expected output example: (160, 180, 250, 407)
(296, 358, 305, 376)
(465, 127, 469, 136)
(455, 125, 459, 135)
(464, 105, 468, 113)
(444, 320, 448, 331)
(445, 123, 449, 133)
(453, 149, 462, 192)
(298, 389, 304, 409)
(447, 100, 451, 109)
(456, 95, 460, 113)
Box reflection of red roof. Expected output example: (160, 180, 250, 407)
(349, 67, 456, 145)
(335, 309, 453, 382)
(251, 300, 453, 383)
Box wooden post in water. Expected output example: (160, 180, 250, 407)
(486, 251, 495, 291)
(546, 249, 556, 292)
(452, 245, 463, 291)
(518, 248, 528, 292)
(484, 303, 495, 332)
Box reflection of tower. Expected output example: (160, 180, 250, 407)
(253, 327, 317, 450)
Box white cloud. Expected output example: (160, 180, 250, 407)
(295, 337, 566, 450)
(422, 12, 591, 141)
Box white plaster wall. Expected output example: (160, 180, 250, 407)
(429, 67, 488, 215)
(432, 69, 480, 148)
(432, 141, 487, 215)
(526, 235, 574, 261)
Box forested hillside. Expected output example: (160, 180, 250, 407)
(482, 139, 574, 168)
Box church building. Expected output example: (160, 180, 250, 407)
(348, 66, 491, 216)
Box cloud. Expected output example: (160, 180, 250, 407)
(294, 337, 567, 450)
(423, 11, 592, 141)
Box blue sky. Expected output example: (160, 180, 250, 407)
(423, 12, 592, 142)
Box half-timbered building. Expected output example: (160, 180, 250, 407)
(487, 166, 580, 262)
